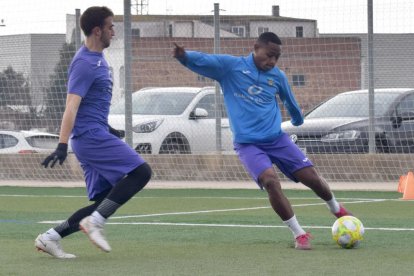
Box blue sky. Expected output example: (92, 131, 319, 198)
(0, 0, 412, 35)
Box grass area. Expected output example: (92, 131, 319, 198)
(0, 187, 413, 275)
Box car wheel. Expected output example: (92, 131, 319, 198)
(159, 132, 191, 154)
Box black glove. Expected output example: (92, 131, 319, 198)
(41, 143, 68, 168)
(109, 125, 125, 139)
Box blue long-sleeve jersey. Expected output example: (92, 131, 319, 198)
(178, 51, 303, 144)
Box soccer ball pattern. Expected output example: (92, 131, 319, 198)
(332, 216, 364, 249)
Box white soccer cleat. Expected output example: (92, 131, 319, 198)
(35, 234, 76, 259)
(79, 216, 111, 252)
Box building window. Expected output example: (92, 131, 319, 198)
(296, 26, 304, 38)
(258, 27, 269, 35)
(168, 24, 173, 37)
(292, 75, 305, 86)
(231, 26, 245, 37)
(131, 28, 140, 37)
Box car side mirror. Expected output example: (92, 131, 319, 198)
(189, 108, 208, 120)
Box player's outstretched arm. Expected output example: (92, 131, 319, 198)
(41, 94, 81, 168)
(172, 42, 232, 81)
(173, 42, 186, 60)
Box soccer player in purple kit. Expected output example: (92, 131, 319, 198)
(174, 32, 351, 250)
(35, 6, 151, 258)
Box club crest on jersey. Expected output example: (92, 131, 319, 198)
(267, 78, 274, 86)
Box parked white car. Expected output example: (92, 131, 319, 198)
(0, 130, 60, 154)
(108, 86, 234, 154)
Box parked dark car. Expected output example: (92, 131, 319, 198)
(281, 88, 414, 153)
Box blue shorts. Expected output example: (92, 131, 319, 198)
(71, 128, 145, 200)
(234, 133, 313, 189)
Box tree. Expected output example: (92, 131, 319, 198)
(44, 42, 76, 132)
(0, 66, 30, 106)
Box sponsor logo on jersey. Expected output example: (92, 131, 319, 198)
(247, 85, 263, 95)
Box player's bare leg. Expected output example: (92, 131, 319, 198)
(259, 168, 294, 220)
(259, 168, 312, 249)
(293, 166, 352, 217)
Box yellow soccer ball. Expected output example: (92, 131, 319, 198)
(332, 216, 364, 249)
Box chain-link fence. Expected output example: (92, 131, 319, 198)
(1, 0, 414, 183)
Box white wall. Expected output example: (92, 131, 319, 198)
(250, 21, 317, 38)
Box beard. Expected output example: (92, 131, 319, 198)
(101, 37, 111, 49)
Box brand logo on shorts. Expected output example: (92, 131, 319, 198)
(290, 134, 298, 144)
(303, 158, 309, 162)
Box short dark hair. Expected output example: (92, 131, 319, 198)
(80, 6, 114, 36)
(257, 32, 282, 45)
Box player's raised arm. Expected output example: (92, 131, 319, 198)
(173, 42, 186, 60)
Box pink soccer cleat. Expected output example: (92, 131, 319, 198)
(295, 232, 313, 250)
(334, 204, 352, 218)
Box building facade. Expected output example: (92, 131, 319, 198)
(0, 33, 65, 106)
(66, 6, 320, 103)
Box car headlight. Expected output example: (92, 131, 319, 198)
(133, 119, 164, 133)
(321, 130, 360, 142)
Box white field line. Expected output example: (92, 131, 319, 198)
(107, 222, 414, 232)
(110, 199, 387, 220)
(36, 220, 414, 232)
(38, 199, 387, 224)
(0, 193, 401, 202)
(37, 198, 414, 231)
(0, 194, 85, 198)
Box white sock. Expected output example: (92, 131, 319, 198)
(283, 215, 306, 238)
(44, 228, 61, 241)
(90, 211, 106, 226)
(326, 194, 340, 214)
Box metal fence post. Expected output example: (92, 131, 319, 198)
(368, 0, 375, 153)
(75, 9, 81, 50)
(214, 3, 222, 153)
(124, 0, 133, 147)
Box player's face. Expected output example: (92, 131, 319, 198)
(253, 42, 281, 71)
(100, 16, 115, 49)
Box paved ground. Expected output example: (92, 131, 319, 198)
(0, 180, 397, 191)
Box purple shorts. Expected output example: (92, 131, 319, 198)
(71, 128, 145, 200)
(234, 133, 313, 189)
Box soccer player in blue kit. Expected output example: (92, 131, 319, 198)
(35, 6, 152, 258)
(174, 32, 351, 250)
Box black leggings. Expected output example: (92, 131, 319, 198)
(57, 190, 110, 238)
(57, 163, 152, 238)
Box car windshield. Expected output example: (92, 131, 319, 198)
(110, 92, 196, 115)
(306, 92, 401, 118)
